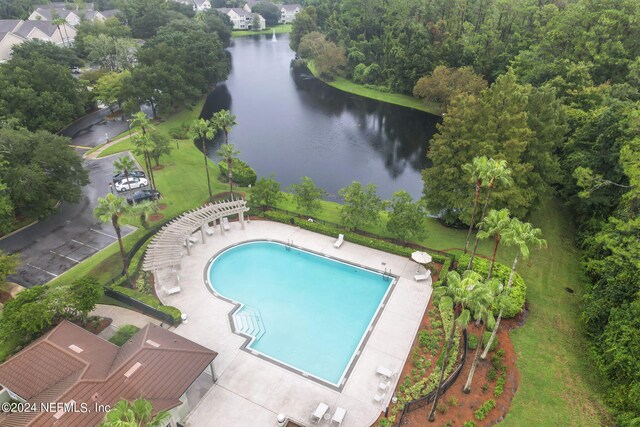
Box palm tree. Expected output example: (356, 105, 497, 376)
(113, 156, 136, 183)
(462, 156, 491, 254)
(428, 270, 489, 422)
(130, 112, 157, 189)
(51, 14, 68, 47)
(463, 277, 504, 393)
(467, 159, 513, 270)
(131, 199, 158, 229)
(100, 398, 171, 427)
(476, 208, 512, 279)
(481, 219, 546, 360)
(132, 134, 156, 190)
(217, 143, 241, 194)
(94, 194, 132, 286)
(189, 118, 217, 200)
(211, 109, 237, 145)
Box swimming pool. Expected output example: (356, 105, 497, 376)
(207, 241, 393, 386)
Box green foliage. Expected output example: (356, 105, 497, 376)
(251, 175, 282, 207)
(218, 158, 257, 187)
(70, 277, 104, 324)
(463, 422, 476, 427)
(0, 128, 89, 219)
(251, 2, 280, 27)
(413, 66, 487, 109)
(11, 40, 79, 67)
(100, 398, 171, 427)
(286, 176, 326, 215)
(149, 132, 173, 166)
(0, 252, 19, 284)
(386, 190, 427, 242)
(458, 254, 526, 318)
(169, 123, 192, 139)
(289, 6, 317, 51)
(85, 34, 137, 71)
(108, 324, 140, 346)
(111, 285, 182, 323)
(494, 374, 506, 398)
(468, 334, 478, 350)
(338, 181, 383, 230)
(474, 399, 497, 421)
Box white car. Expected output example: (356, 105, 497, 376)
(115, 177, 148, 192)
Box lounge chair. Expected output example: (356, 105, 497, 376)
(331, 407, 346, 426)
(205, 227, 214, 236)
(376, 365, 393, 378)
(310, 402, 329, 424)
(414, 270, 431, 281)
(222, 217, 231, 231)
(334, 234, 344, 248)
(188, 235, 198, 244)
(373, 391, 386, 403)
(163, 286, 181, 295)
(379, 378, 390, 391)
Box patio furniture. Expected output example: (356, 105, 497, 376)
(379, 378, 390, 391)
(331, 407, 346, 426)
(163, 285, 181, 295)
(188, 235, 198, 244)
(222, 217, 231, 231)
(376, 365, 393, 378)
(373, 391, 386, 403)
(334, 234, 344, 248)
(205, 227, 214, 236)
(310, 403, 329, 424)
(414, 270, 431, 281)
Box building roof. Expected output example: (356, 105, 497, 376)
(192, 0, 210, 8)
(281, 4, 302, 12)
(0, 321, 217, 427)
(14, 20, 58, 38)
(217, 7, 252, 18)
(34, 3, 94, 11)
(0, 20, 23, 33)
(100, 9, 120, 18)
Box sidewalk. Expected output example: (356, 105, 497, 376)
(91, 303, 164, 340)
(83, 131, 139, 160)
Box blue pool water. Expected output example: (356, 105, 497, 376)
(207, 241, 392, 385)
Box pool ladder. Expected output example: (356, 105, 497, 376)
(233, 306, 266, 341)
(383, 268, 391, 280)
(285, 239, 293, 251)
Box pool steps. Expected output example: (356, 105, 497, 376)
(233, 306, 266, 341)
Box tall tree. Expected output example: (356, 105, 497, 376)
(475, 208, 512, 279)
(287, 176, 327, 215)
(413, 66, 487, 110)
(51, 15, 68, 48)
(69, 277, 104, 326)
(428, 270, 489, 422)
(0, 251, 19, 285)
(462, 156, 491, 254)
(467, 160, 513, 270)
(338, 181, 383, 231)
(130, 112, 156, 189)
(386, 190, 427, 242)
(482, 218, 545, 359)
(189, 118, 217, 200)
(211, 109, 237, 145)
(93, 194, 132, 286)
(100, 398, 171, 427)
(217, 143, 241, 194)
(112, 155, 136, 183)
(130, 199, 159, 229)
(251, 175, 283, 208)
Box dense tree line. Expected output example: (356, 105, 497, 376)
(295, 0, 640, 422)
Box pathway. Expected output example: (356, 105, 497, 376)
(91, 304, 163, 340)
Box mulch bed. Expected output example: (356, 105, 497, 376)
(149, 213, 164, 221)
(74, 317, 112, 335)
(0, 291, 12, 304)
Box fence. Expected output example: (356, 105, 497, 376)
(260, 205, 452, 259)
(395, 329, 469, 426)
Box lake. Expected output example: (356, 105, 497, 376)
(201, 33, 439, 201)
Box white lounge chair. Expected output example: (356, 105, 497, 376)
(379, 378, 390, 391)
(414, 270, 431, 281)
(222, 217, 231, 231)
(373, 391, 386, 403)
(205, 227, 214, 236)
(334, 234, 344, 248)
(331, 407, 346, 426)
(188, 235, 198, 244)
(163, 286, 181, 295)
(376, 365, 393, 378)
(310, 402, 329, 424)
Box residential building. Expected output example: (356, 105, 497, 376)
(217, 7, 266, 30)
(279, 3, 302, 24)
(29, 3, 117, 24)
(192, 0, 212, 12)
(0, 321, 217, 427)
(0, 32, 26, 63)
(0, 19, 77, 61)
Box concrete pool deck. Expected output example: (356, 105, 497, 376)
(156, 220, 432, 427)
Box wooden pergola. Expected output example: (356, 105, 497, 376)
(142, 198, 249, 272)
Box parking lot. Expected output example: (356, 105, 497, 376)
(1, 152, 140, 287)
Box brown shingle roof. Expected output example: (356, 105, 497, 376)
(0, 321, 216, 427)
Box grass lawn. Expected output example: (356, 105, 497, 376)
(232, 24, 292, 37)
(306, 61, 442, 116)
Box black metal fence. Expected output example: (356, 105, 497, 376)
(395, 329, 469, 426)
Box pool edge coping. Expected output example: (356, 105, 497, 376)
(201, 238, 399, 392)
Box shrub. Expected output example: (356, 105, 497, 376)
(169, 123, 191, 139)
(436, 402, 447, 414)
(496, 348, 506, 358)
(468, 334, 478, 350)
(487, 367, 498, 381)
(483, 331, 498, 352)
(447, 397, 458, 407)
(111, 285, 182, 323)
(474, 399, 496, 420)
(109, 324, 140, 346)
(463, 422, 476, 427)
(379, 418, 393, 427)
(482, 383, 489, 393)
(218, 158, 257, 186)
(457, 253, 526, 317)
(494, 374, 506, 397)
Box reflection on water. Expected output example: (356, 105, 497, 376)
(201, 33, 439, 200)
